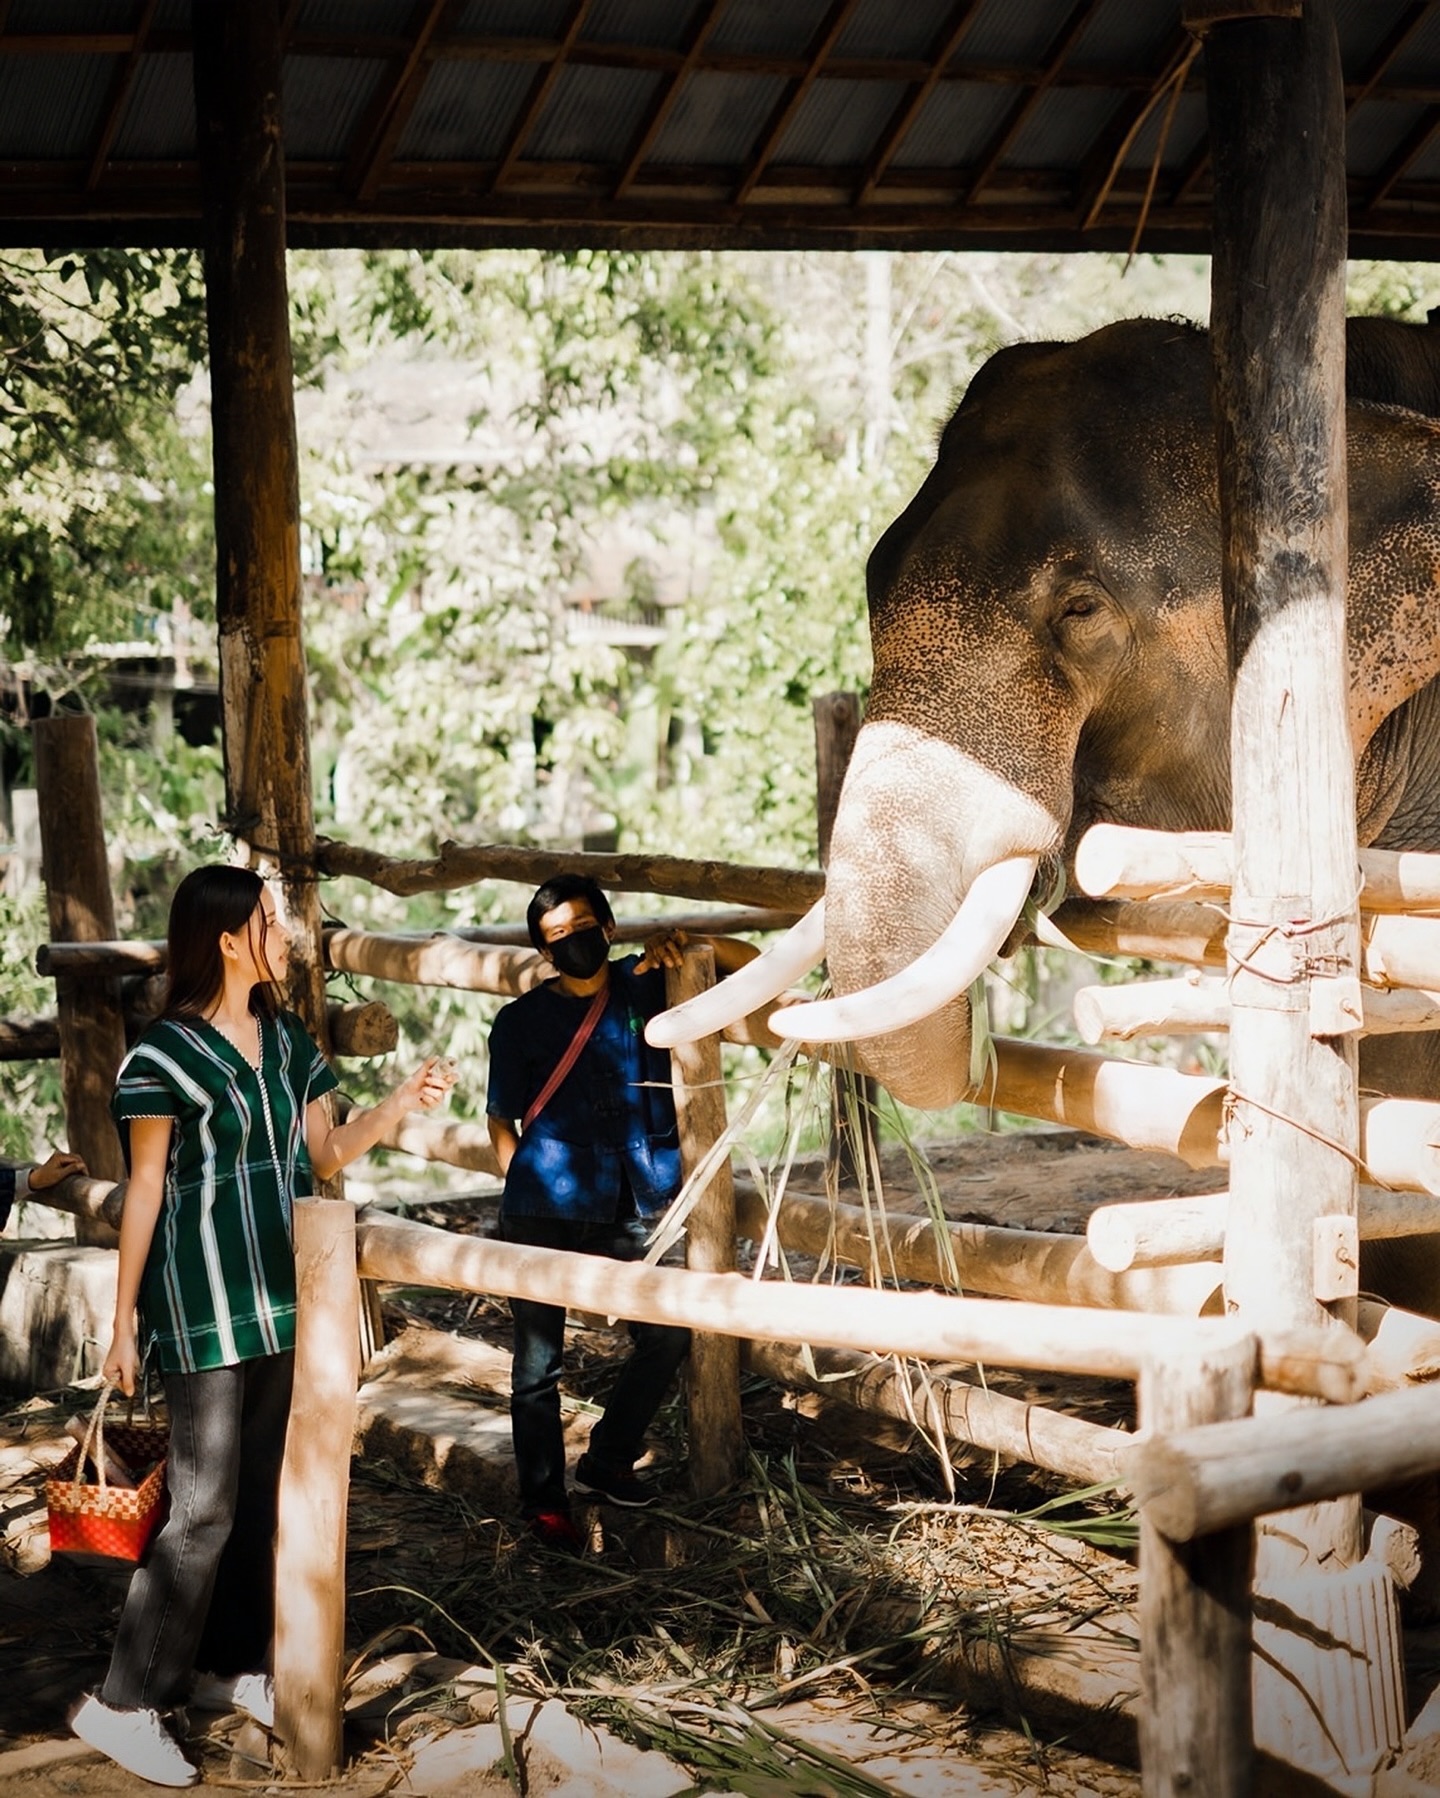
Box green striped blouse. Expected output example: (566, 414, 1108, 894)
(111, 1011, 340, 1374)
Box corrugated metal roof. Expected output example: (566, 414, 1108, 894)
(395, 59, 536, 163)
(2, 1, 1440, 257)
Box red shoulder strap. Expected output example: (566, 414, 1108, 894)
(522, 982, 610, 1131)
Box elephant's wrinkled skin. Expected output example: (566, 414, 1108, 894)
(827, 316, 1440, 1125)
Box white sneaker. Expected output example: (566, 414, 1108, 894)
(69, 1691, 198, 1787)
(190, 1668, 275, 1729)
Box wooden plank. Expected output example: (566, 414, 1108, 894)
(1135, 1340, 1255, 1797)
(273, 1199, 359, 1779)
(32, 715, 127, 1242)
(193, 0, 329, 1051)
(667, 945, 742, 1496)
(313, 836, 823, 910)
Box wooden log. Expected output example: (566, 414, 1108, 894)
(450, 907, 800, 945)
(32, 714, 127, 1243)
(1047, 899, 1440, 999)
(1075, 972, 1440, 1042)
(1125, 1383, 1440, 1543)
(37, 940, 165, 976)
(745, 1339, 1126, 1489)
(273, 1198, 358, 1779)
(667, 945, 743, 1497)
(1073, 975, 1230, 1044)
(1355, 1298, 1440, 1393)
(0, 1016, 60, 1060)
(3, 999, 397, 1062)
(986, 1038, 1227, 1167)
(1077, 824, 1440, 916)
(327, 1000, 398, 1058)
(353, 1211, 1373, 1397)
(1135, 1338, 1255, 1796)
(1090, 1185, 1440, 1273)
(733, 1184, 1223, 1316)
(194, 0, 328, 1050)
(314, 836, 824, 912)
(325, 927, 545, 995)
(989, 1039, 1440, 1196)
(336, 1099, 501, 1175)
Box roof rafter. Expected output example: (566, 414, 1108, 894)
(854, 0, 985, 206)
(734, 0, 865, 206)
(85, 0, 159, 191)
(613, 0, 726, 200)
(962, 0, 1107, 205)
(490, 0, 594, 196)
(1071, 26, 1193, 229)
(1346, 0, 1436, 115)
(1367, 103, 1440, 209)
(344, 0, 458, 203)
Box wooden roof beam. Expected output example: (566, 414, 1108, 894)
(1346, 1, 1436, 116)
(490, 0, 593, 195)
(1366, 103, 1440, 210)
(613, 0, 726, 200)
(733, 0, 864, 206)
(84, 0, 158, 191)
(344, 0, 458, 203)
(854, 0, 985, 207)
(962, 0, 1107, 205)
(1071, 26, 1194, 229)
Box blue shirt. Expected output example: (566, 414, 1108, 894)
(486, 954, 681, 1221)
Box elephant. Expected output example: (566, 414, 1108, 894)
(655, 315, 1440, 1099)
(648, 313, 1440, 1293)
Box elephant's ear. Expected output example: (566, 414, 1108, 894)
(1345, 402, 1440, 757)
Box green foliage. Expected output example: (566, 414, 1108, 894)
(0, 249, 210, 655)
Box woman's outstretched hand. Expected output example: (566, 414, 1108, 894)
(399, 1056, 458, 1112)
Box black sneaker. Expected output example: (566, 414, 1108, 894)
(528, 1508, 584, 1554)
(573, 1453, 657, 1509)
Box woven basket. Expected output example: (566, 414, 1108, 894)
(45, 1384, 167, 1564)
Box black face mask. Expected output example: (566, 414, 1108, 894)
(548, 925, 610, 979)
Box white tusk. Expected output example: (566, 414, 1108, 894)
(768, 856, 1037, 1044)
(644, 900, 828, 1047)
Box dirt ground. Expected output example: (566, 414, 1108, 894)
(0, 1127, 1406, 1795)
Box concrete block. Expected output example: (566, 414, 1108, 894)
(0, 1243, 115, 1392)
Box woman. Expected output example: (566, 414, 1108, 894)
(70, 865, 454, 1788)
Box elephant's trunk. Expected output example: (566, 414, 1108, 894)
(815, 720, 1063, 1109)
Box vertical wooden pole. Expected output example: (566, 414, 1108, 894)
(666, 944, 743, 1495)
(32, 714, 126, 1243)
(190, 0, 327, 1049)
(813, 692, 879, 1188)
(1137, 1339, 1255, 1798)
(274, 1198, 359, 1780)
(1203, 0, 1400, 1782)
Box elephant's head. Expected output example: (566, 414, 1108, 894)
(649, 317, 1440, 1108)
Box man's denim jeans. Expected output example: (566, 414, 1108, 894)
(499, 1214, 690, 1515)
(101, 1351, 293, 1711)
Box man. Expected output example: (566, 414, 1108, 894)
(486, 874, 756, 1550)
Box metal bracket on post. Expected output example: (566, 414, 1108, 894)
(1312, 1214, 1359, 1303)
(1183, 0, 1302, 28)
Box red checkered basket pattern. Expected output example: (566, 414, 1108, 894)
(45, 1384, 168, 1564)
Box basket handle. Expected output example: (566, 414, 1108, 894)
(70, 1380, 117, 1499)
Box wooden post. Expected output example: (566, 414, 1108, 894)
(813, 692, 879, 1187)
(1136, 1338, 1255, 1798)
(32, 714, 126, 1243)
(665, 945, 743, 1495)
(1203, 0, 1403, 1783)
(274, 1198, 359, 1780)
(191, 0, 326, 1048)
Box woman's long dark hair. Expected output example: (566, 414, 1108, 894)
(161, 865, 280, 1022)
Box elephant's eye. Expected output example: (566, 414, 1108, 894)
(1060, 594, 1097, 620)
